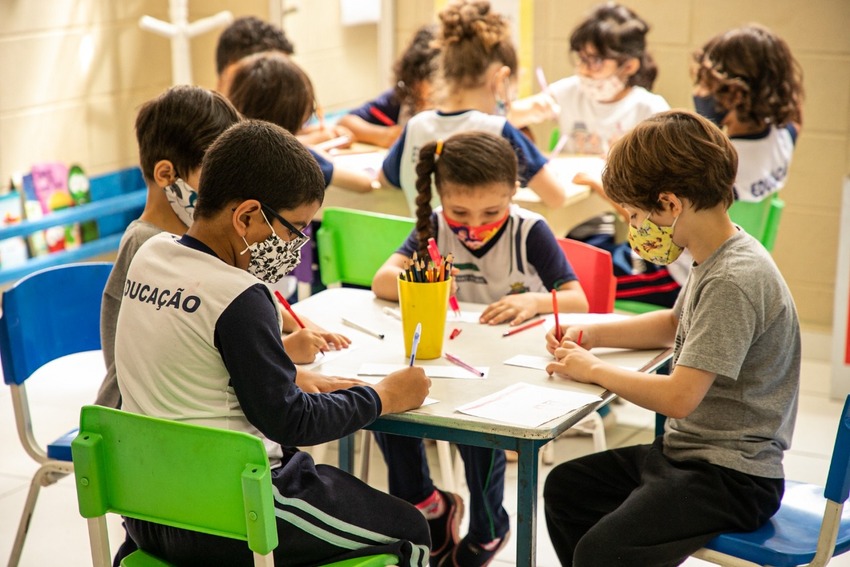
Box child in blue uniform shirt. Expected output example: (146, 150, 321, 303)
(372, 131, 588, 566)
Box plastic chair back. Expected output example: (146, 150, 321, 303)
(72, 405, 278, 564)
(317, 207, 415, 287)
(728, 196, 785, 253)
(556, 238, 615, 313)
(0, 262, 112, 386)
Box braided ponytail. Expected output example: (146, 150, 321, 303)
(414, 141, 440, 256)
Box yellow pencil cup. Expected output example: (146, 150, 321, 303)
(398, 277, 451, 360)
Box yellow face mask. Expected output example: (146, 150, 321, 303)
(628, 213, 684, 266)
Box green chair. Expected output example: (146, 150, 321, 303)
(317, 207, 416, 288)
(728, 195, 786, 253)
(71, 405, 398, 567)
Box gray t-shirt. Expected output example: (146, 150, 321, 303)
(94, 219, 164, 408)
(666, 229, 800, 479)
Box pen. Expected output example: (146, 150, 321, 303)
(535, 67, 551, 96)
(369, 105, 396, 126)
(444, 352, 484, 377)
(409, 322, 422, 366)
(341, 317, 384, 339)
(274, 290, 324, 355)
(551, 134, 568, 157)
(314, 135, 351, 152)
(382, 306, 402, 320)
(552, 289, 562, 342)
(577, 330, 583, 347)
(502, 318, 545, 337)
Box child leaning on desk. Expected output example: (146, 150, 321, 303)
(113, 120, 432, 567)
(542, 110, 801, 566)
(380, 0, 569, 215)
(371, 131, 587, 567)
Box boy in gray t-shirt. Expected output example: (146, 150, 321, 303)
(542, 110, 800, 567)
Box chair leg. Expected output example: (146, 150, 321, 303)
(87, 516, 113, 567)
(358, 431, 373, 482)
(436, 441, 456, 493)
(8, 463, 70, 567)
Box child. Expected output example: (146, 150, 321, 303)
(338, 24, 439, 148)
(692, 24, 803, 203)
(226, 51, 375, 193)
(372, 131, 588, 567)
(380, 0, 568, 215)
(114, 119, 432, 566)
(543, 110, 801, 566)
(215, 15, 295, 94)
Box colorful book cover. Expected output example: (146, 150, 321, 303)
(0, 189, 29, 269)
(29, 162, 82, 252)
(18, 172, 48, 258)
(68, 164, 99, 243)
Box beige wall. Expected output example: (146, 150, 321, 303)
(1, 1, 847, 330)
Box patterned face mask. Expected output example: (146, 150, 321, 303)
(443, 210, 510, 251)
(578, 72, 627, 103)
(164, 178, 197, 227)
(692, 94, 729, 127)
(628, 213, 684, 265)
(240, 209, 305, 284)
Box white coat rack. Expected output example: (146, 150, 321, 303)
(140, 0, 233, 85)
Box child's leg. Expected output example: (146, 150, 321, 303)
(373, 432, 436, 503)
(456, 445, 510, 543)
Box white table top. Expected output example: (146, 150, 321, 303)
(292, 288, 668, 441)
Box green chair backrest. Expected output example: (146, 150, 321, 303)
(72, 405, 278, 556)
(728, 195, 785, 253)
(317, 207, 415, 287)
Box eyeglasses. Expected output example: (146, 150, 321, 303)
(570, 51, 616, 73)
(260, 203, 310, 251)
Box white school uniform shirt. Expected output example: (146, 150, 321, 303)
(549, 75, 670, 156)
(730, 125, 797, 202)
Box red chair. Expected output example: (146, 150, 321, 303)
(557, 237, 616, 314)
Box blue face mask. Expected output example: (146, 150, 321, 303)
(693, 94, 728, 127)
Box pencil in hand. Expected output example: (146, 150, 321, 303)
(552, 289, 562, 343)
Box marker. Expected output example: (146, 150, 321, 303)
(577, 330, 584, 347)
(535, 67, 551, 96)
(449, 328, 462, 340)
(444, 352, 484, 378)
(552, 289, 562, 343)
(502, 318, 545, 337)
(409, 322, 422, 366)
(369, 105, 396, 126)
(341, 317, 384, 339)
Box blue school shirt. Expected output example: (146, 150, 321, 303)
(348, 89, 401, 126)
(308, 148, 334, 188)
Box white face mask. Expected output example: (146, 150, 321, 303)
(164, 178, 197, 227)
(578, 73, 627, 103)
(240, 210, 305, 284)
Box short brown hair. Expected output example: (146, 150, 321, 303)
(603, 110, 737, 212)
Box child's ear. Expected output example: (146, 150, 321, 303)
(152, 160, 177, 188)
(621, 57, 640, 78)
(231, 199, 263, 237)
(658, 192, 684, 215)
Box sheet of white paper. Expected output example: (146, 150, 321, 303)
(456, 382, 602, 427)
(331, 151, 385, 176)
(295, 345, 356, 370)
(446, 310, 483, 324)
(312, 369, 439, 406)
(503, 354, 551, 371)
(359, 362, 489, 380)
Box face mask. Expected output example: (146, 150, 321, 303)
(628, 213, 684, 266)
(693, 94, 728, 127)
(164, 178, 197, 227)
(578, 73, 626, 103)
(444, 210, 509, 251)
(240, 211, 302, 284)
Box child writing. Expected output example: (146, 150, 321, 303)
(114, 119, 432, 566)
(380, 0, 568, 215)
(692, 23, 803, 203)
(338, 24, 439, 148)
(226, 51, 376, 193)
(543, 110, 800, 566)
(371, 131, 587, 567)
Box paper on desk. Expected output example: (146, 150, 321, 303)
(296, 345, 356, 370)
(547, 156, 606, 186)
(359, 362, 489, 379)
(503, 351, 641, 372)
(456, 382, 601, 427)
(314, 368, 439, 406)
(331, 151, 385, 176)
(446, 310, 483, 324)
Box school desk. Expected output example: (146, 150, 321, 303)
(292, 287, 672, 567)
(320, 147, 612, 235)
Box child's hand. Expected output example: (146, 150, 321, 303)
(479, 295, 538, 326)
(545, 341, 599, 384)
(317, 330, 351, 350)
(373, 367, 431, 415)
(282, 329, 330, 364)
(296, 369, 367, 393)
(545, 325, 590, 355)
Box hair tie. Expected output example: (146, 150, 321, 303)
(435, 139, 444, 161)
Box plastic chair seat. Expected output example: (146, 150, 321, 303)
(700, 481, 850, 567)
(45, 427, 79, 461)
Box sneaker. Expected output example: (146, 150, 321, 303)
(438, 532, 510, 567)
(428, 490, 464, 566)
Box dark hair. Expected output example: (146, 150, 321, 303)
(603, 110, 737, 212)
(569, 2, 657, 90)
(694, 24, 803, 128)
(414, 131, 517, 254)
(437, 0, 518, 89)
(194, 120, 324, 218)
(393, 24, 440, 113)
(135, 85, 241, 185)
(215, 16, 295, 75)
(226, 51, 314, 133)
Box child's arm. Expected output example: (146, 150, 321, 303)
(479, 281, 587, 326)
(282, 329, 329, 364)
(526, 165, 568, 209)
(294, 368, 368, 393)
(337, 114, 403, 148)
(507, 92, 561, 129)
(371, 253, 408, 301)
(545, 309, 678, 353)
(572, 171, 630, 223)
(297, 123, 354, 147)
(330, 166, 378, 193)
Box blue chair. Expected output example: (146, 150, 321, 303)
(692, 394, 850, 566)
(0, 261, 112, 566)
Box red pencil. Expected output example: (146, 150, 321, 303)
(275, 291, 324, 355)
(502, 318, 545, 337)
(369, 105, 396, 126)
(552, 289, 562, 342)
(577, 330, 583, 347)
